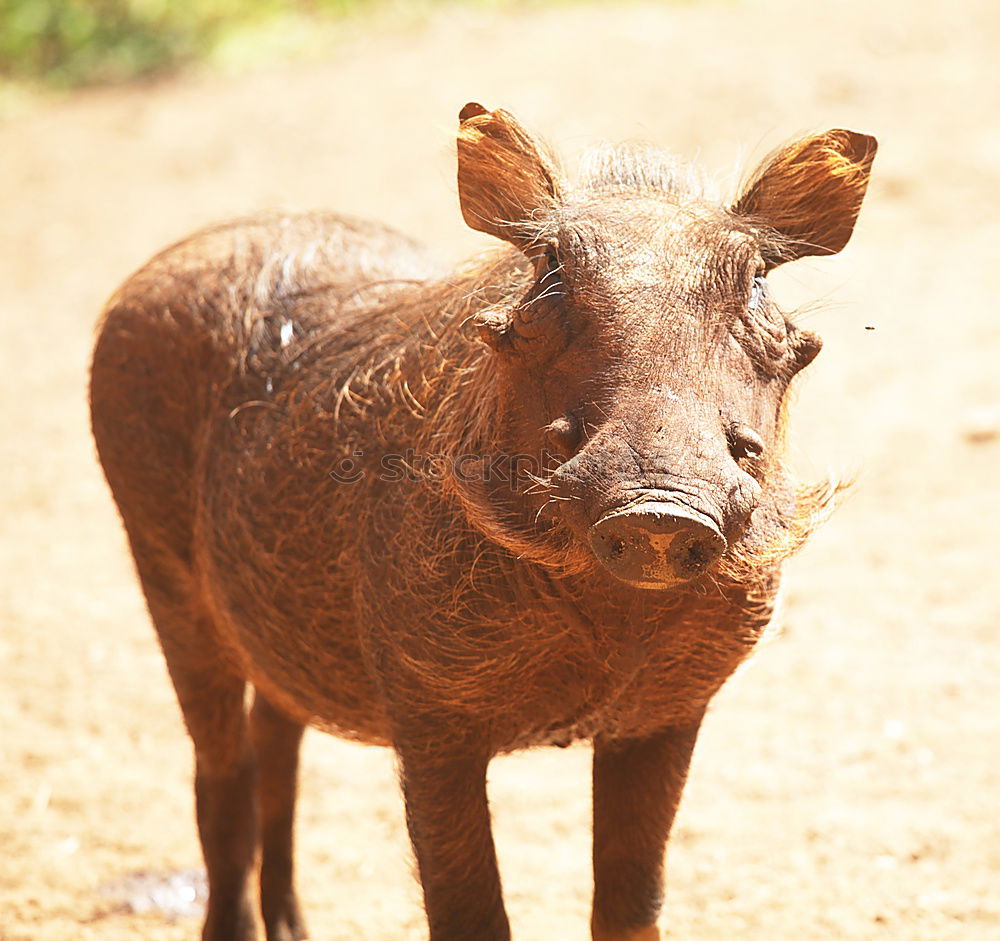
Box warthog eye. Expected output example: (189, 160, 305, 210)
(509, 244, 569, 351)
(535, 245, 563, 288)
(727, 422, 766, 462)
(748, 274, 767, 310)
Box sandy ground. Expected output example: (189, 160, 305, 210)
(1, 0, 998, 938)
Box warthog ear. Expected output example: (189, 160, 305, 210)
(457, 103, 563, 253)
(733, 129, 877, 269)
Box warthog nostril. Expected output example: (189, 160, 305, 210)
(589, 502, 726, 589)
(683, 541, 710, 570)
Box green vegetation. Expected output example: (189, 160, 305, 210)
(0, 0, 404, 87)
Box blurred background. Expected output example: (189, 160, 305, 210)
(1, 1, 998, 939)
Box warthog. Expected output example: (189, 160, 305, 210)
(90, 103, 876, 940)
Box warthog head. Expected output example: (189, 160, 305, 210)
(457, 103, 876, 589)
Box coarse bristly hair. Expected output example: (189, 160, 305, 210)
(245, 137, 851, 597)
(577, 142, 719, 201)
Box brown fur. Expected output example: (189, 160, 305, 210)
(90, 105, 876, 941)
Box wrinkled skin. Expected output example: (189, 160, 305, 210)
(90, 105, 875, 941)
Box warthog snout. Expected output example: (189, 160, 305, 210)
(589, 501, 727, 589)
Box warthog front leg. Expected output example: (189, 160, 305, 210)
(398, 739, 510, 941)
(591, 718, 704, 941)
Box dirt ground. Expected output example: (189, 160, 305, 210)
(2, 0, 998, 938)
